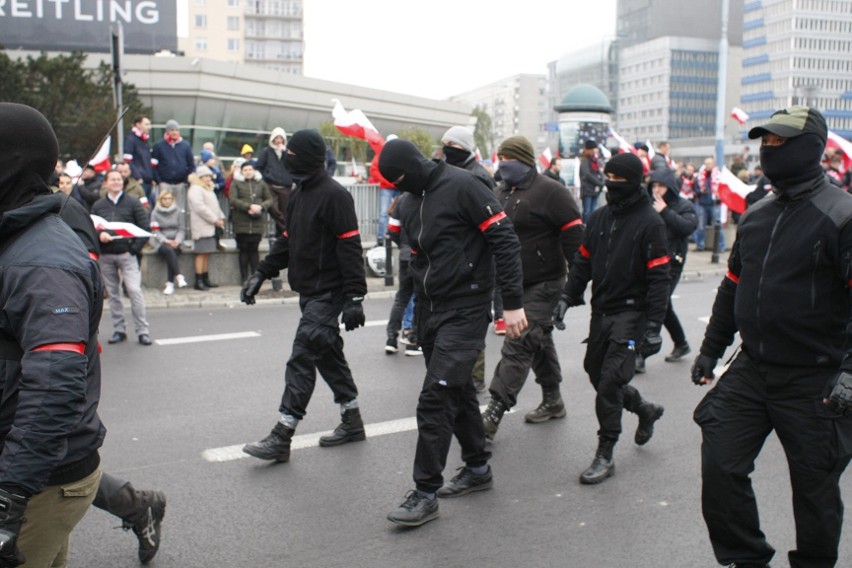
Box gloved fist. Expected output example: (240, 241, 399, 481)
(691, 354, 718, 386)
(638, 321, 663, 358)
(826, 370, 852, 416)
(240, 272, 266, 305)
(552, 291, 584, 331)
(0, 488, 28, 568)
(341, 295, 365, 331)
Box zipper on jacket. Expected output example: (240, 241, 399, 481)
(756, 207, 786, 360)
(418, 196, 432, 310)
(811, 239, 821, 310)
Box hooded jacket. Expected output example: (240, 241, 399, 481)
(256, 127, 294, 188)
(648, 168, 698, 264)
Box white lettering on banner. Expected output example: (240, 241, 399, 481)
(0, 0, 160, 23)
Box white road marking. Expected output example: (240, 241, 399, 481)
(155, 331, 261, 346)
(699, 316, 710, 324)
(203, 406, 488, 463)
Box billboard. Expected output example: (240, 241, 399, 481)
(0, 1, 177, 54)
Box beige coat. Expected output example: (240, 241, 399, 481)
(187, 174, 225, 240)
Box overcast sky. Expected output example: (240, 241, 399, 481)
(301, 0, 617, 100)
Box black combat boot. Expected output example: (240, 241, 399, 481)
(242, 422, 295, 462)
(482, 398, 507, 441)
(635, 401, 664, 445)
(193, 273, 208, 291)
(524, 386, 567, 423)
(202, 272, 219, 288)
(108, 484, 167, 564)
(319, 407, 366, 447)
(580, 438, 616, 485)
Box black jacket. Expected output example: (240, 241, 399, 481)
(564, 190, 671, 324)
(256, 146, 294, 188)
(496, 170, 583, 286)
(579, 156, 605, 198)
(458, 154, 495, 190)
(258, 170, 367, 298)
(701, 176, 852, 369)
(0, 194, 105, 496)
(393, 161, 523, 312)
(91, 192, 151, 255)
(648, 169, 698, 264)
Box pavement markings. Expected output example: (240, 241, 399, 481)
(202, 405, 488, 463)
(155, 331, 261, 346)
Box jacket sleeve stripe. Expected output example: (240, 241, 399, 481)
(561, 218, 583, 231)
(388, 218, 401, 233)
(32, 342, 86, 354)
(579, 244, 591, 258)
(726, 270, 740, 284)
(338, 229, 359, 239)
(478, 211, 507, 232)
(647, 255, 671, 269)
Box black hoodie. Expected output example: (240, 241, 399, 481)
(647, 168, 698, 263)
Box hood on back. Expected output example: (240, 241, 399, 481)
(0, 103, 58, 215)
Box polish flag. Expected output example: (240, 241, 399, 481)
(646, 140, 655, 159)
(491, 150, 500, 170)
(608, 129, 636, 155)
(539, 147, 553, 170)
(90, 136, 112, 173)
(827, 131, 852, 172)
(717, 167, 755, 215)
(731, 107, 750, 125)
(90, 214, 152, 238)
(331, 99, 385, 155)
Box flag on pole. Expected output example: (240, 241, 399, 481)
(731, 107, 750, 125)
(827, 131, 852, 172)
(645, 140, 655, 160)
(331, 99, 385, 155)
(717, 167, 755, 215)
(539, 147, 553, 170)
(90, 214, 152, 238)
(90, 136, 112, 173)
(608, 129, 636, 155)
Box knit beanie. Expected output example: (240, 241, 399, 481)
(584, 139, 598, 150)
(604, 153, 644, 187)
(441, 126, 475, 153)
(497, 136, 536, 167)
(165, 119, 180, 131)
(200, 149, 214, 163)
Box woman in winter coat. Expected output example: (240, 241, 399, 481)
(579, 139, 605, 223)
(187, 165, 225, 290)
(230, 161, 272, 282)
(149, 189, 188, 295)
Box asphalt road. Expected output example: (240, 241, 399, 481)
(68, 277, 852, 568)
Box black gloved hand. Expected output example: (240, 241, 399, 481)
(341, 295, 365, 331)
(240, 272, 266, 305)
(826, 370, 852, 416)
(691, 354, 718, 386)
(552, 291, 584, 331)
(0, 488, 27, 568)
(639, 321, 663, 358)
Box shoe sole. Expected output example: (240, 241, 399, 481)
(436, 479, 493, 498)
(664, 350, 691, 362)
(580, 465, 615, 485)
(405, 351, 423, 356)
(241, 446, 290, 462)
(385, 346, 398, 354)
(318, 431, 366, 447)
(525, 408, 567, 423)
(635, 406, 665, 446)
(387, 509, 440, 527)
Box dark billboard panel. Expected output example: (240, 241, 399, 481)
(0, 1, 177, 54)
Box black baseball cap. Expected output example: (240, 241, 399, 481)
(748, 105, 827, 143)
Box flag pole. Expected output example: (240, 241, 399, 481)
(71, 106, 130, 194)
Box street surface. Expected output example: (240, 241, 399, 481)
(69, 277, 852, 567)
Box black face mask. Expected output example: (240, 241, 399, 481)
(378, 139, 437, 195)
(285, 152, 324, 177)
(604, 180, 637, 204)
(442, 145, 470, 167)
(499, 161, 533, 187)
(760, 133, 825, 193)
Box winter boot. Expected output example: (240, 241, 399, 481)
(242, 422, 295, 462)
(193, 273, 209, 291)
(108, 484, 167, 565)
(524, 387, 567, 423)
(319, 407, 366, 447)
(635, 401, 665, 445)
(580, 438, 616, 485)
(482, 398, 507, 441)
(202, 272, 219, 288)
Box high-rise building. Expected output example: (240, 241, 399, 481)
(739, 0, 852, 138)
(184, 0, 304, 74)
(617, 0, 743, 48)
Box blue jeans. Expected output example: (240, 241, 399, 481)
(377, 188, 400, 243)
(403, 295, 415, 330)
(693, 201, 725, 251)
(582, 195, 599, 224)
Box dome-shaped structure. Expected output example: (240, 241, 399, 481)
(555, 84, 613, 114)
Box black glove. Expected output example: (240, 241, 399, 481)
(552, 291, 585, 331)
(638, 321, 663, 358)
(0, 488, 27, 568)
(826, 370, 852, 416)
(691, 354, 718, 385)
(240, 272, 266, 305)
(341, 295, 365, 331)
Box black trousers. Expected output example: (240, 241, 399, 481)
(386, 260, 416, 341)
(268, 184, 291, 235)
(583, 311, 647, 441)
(235, 233, 262, 282)
(413, 303, 491, 493)
(278, 291, 358, 419)
(155, 242, 181, 282)
(663, 264, 687, 346)
(489, 278, 564, 408)
(694, 351, 852, 568)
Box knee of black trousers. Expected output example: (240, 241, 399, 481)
(299, 321, 340, 354)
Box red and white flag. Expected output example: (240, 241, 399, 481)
(608, 129, 636, 155)
(731, 107, 749, 126)
(539, 147, 553, 170)
(646, 140, 656, 160)
(90, 214, 152, 238)
(331, 99, 385, 155)
(90, 136, 112, 173)
(827, 131, 852, 172)
(717, 167, 755, 215)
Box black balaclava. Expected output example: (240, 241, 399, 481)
(760, 132, 825, 194)
(0, 103, 58, 215)
(378, 139, 437, 195)
(442, 145, 471, 167)
(604, 152, 644, 205)
(284, 129, 327, 177)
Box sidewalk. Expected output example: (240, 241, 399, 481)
(139, 248, 729, 310)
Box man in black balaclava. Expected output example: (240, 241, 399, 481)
(378, 138, 527, 528)
(0, 103, 106, 566)
(692, 107, 852, 568)
(240, 129, 369, 462)
(553, 151, 670, 485)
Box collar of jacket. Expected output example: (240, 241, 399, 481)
(0, 193, 62, 240)
(776, 173, 829, 202)
(420, 161, 449, 196)
(609, 188, 650, 215)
